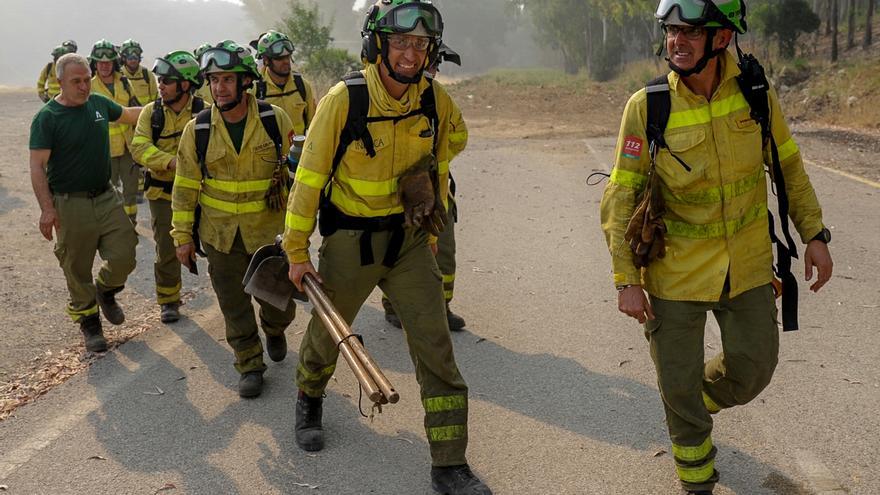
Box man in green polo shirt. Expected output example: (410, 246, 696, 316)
(29, 53, 143, 352)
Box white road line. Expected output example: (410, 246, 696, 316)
(583, 139, 611, 171)
(794, 450, 848, 493)
(804, 158, 880, 189)
(0, 325, 193, 481)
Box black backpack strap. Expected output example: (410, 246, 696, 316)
(120, 76, 140, 106)
(256, 101, 284, 164)
(293, 73, 310, 128)
(255, 80, 267, 100)
(150, 98, 164, 144)
(45, 61, 54, 78)
(645, 75, 692, 172)
(335, 71, 374, 168)
(142, 67, 149, 83)
(191, 96, 205, 114)
(194, 108, 213, 179)
(419, 78, 440, 154)
(736, 53, 800, 331)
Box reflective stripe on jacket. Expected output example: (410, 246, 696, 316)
(171, 95, 294, 254)
(91, 73, 135, 157)
(600, 51, 823, 301)
(281, 64, 463, 264)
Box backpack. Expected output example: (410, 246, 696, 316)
(193, 100, 283, 180)
(255, 73, 310, 129)
(119, 75, 140, 107)
(644, 54, 800, 331)
(150, 96, 205, 144)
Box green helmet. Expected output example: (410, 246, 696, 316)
(89, 39, 119, 62)
(194, 43, 212, 61)
(363, 0, 444, 38)
(655, 0, 747, 34)
(153, 50, 203, 88)
(254, 30, 294, 59)
(61, 40, 78, 53)
(199, 40, 261, 79)
(51, 46, 66, 60)
(120, 39, 143, 58)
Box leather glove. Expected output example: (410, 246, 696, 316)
(265, 165, 289, 211)
(399, 156, 437, 230)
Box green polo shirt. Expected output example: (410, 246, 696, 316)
(29, 94, 123, 193)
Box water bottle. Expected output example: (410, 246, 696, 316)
(287, 134, 306, 180)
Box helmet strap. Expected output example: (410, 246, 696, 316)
(666, 28, 726, 77)
(216, 73, 247, 112)
(164, 82, 186, 106)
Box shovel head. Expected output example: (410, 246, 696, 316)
(243, 256, 296, 311)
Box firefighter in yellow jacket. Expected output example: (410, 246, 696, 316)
(37, 41, 77, 103)
(600, 2, 833, 493)
(171, 40, 296, 399)
(89, 39, 141, 224)
(120, 39, 158, 105)
(130, 51, 206, 324)
(192, 43, 215, 106)
(250, 30, 316, 136)
(283, 2, 489, 493)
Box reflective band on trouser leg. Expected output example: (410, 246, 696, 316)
(442, 274, 455, 302)
(156, 282, 181, 305)
(296, 363, 336, 398)
(67, 304, 99, 322)
(702, 391, 722, 414)
(424, 394, 468, 446)
(673, 437, 718, 488)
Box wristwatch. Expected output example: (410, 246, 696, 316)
(811, 227, 831, 244)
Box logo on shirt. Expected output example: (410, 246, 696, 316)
(94, 111, 105, 122)
(622, 135, 643, 160)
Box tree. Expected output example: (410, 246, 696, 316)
(752, 0, 821, 59)
(831, 0, 839, 61)
(847, 0, 856, 50)
(866, 0, 875, 48)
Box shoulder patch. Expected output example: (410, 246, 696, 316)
(622, 136, 643, 160)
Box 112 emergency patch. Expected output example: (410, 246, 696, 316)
(622, 136, 643, 160)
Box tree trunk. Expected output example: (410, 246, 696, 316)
(866, 0, 875, 48)
(826, 0, 833, 35)
(832, 0, 840, 61)
(847, 0, 856, 49)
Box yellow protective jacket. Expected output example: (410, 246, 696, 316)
(600, 51, 824, 302)
(282, 64, 461, 264)
(171, 95, 294, 254)
(37, 61, 60, 101)
(194, 85, 214, 106)
(91, 73, 137, 157)
(253, 68, 317, 136)
(122, 65, 158, 106)
(130, 95, 202, 201)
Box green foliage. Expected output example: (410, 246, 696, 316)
(275, 0, 359, 86)
(751, 0, 820, 59)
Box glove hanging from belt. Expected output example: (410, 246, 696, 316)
(624, 168, 667, 269)
(265, 162, 289, 211)
(399, 155, 447, 236)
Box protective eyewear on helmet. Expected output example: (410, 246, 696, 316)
(265, 39, 294, 58)
(91, 47, 117, 60)
(199, 48, 243, 71)
(386, 34, 431, 51)
(655, 0, 727, 25)
(377, 4, 443, 36)
(153, 58, 184, 79)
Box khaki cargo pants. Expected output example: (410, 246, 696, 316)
(148, 199, 181, 305)
(52, 188, 137, 322)
(645, 283, 779, 492)
(110, 151, 139, 224)
(297, 226, 469, 467)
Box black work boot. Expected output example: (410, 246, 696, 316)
(382, 297, 402, 329)
(446, 304, 466, 332)
(266, 333, 287, 362)
(238, 371, 264, 398)
(295, 390, 324, 451)
(79, 314, 108, 352)
(431, 465, 492, 495)
(96, 287, 125, 325)
(160, 303, 180, 323)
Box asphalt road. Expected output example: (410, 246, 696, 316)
(1, 130, 878, 494)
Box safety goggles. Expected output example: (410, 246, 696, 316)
(91, 47, 118, 60)
(386, 34, 431, 52)
(200, 48, 244, 72)
(153, 58, 184, 80)
(264, 39, 294, 58)
(376, 4, 443, 36)
(655, 0, 727, 25)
